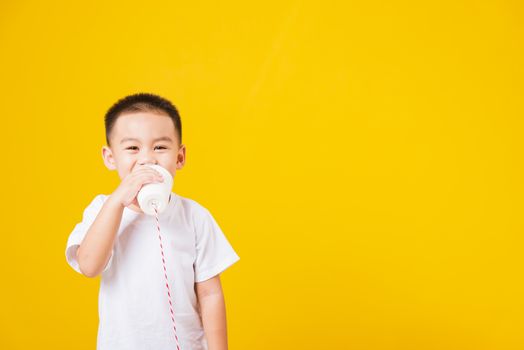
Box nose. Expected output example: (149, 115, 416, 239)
(138, 161, 158, 166)
(137, 155, 158, 166)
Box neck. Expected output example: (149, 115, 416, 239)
(128, 203, 144, 213)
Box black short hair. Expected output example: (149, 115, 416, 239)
(104, 92, 182, 147)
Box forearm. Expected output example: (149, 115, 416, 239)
(77, 195, 123, 277)
(200, 291, 228, 350)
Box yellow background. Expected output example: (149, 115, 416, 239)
(1, 1, 523, 349)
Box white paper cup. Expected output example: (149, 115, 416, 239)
(137, 164, 174, 215)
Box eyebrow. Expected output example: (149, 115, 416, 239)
(120, 136, 173, 144)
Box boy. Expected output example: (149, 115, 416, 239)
(65, 93, 240, 350)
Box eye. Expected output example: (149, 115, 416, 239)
(155, 145, 168, 150)
(126, 146, 139, 151)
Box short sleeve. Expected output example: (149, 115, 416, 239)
(65, 194, 114, 275)
(193, 207, 240, 283)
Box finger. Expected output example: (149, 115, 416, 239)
(135, 175, 163, 187)
(129, 170, 163, 182)
(133, 167, 163, 176)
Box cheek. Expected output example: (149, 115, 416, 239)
(159, 155, 177, 173)
(116, 156, 137, 173)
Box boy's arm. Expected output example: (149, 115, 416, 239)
(196, 275, 228, 350)
(76, 195, 124, 278)
(75, 164, 164, 277)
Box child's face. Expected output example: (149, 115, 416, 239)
(101, 111, 185, 180)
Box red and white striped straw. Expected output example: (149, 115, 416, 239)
(153, 206, 182, 350)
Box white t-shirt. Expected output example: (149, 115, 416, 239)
(65, 192, 240, 350)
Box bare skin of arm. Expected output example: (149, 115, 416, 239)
(196, 275, 228, 350)
(76, 164, 164, 278)
(76, 196, 124, 277)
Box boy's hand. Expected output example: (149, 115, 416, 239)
(110, 164, 164, 209)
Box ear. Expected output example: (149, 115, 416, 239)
(102, 145, 117, 170)
(176, 144, 186, 170)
